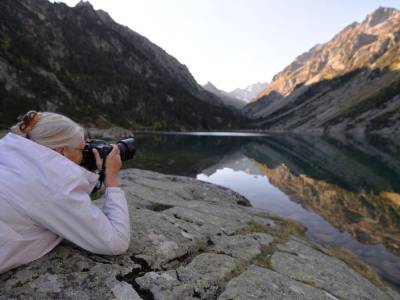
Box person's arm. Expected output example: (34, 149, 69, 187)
(30, 146, 130, 255)
(30, 180, 130, 255)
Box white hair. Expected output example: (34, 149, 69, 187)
(10, 111, 84, 149)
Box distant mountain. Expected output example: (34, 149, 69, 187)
(228, 82, 268, 103)
(203, 82, 246, 109)
(243, 7, 400, 136)
(0, 0, 246, 130)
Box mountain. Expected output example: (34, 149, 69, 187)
(203, 82, 246, 109)
(228, 82, 268, 103)
(243, 7, 400, 136)
(203, 81, 267, 108)
(0, 0, 246, 130)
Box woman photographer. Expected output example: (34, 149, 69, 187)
(0, 111, 130, 273)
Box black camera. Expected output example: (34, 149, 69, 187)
(81, 137, 136, 171)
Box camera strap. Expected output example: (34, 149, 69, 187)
(91, 159, 106, 194)
(99, 161, 106, 186)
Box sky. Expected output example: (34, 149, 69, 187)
(50, 0, 400, 91)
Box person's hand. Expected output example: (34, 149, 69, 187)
(104, 145, 122, 187)
(92, 145, 122, 187)
(92, 148, 103, 172)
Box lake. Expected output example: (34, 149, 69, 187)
(125, 132, 400, 290)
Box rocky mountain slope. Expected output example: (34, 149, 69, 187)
(0, 0, 245, 130)
(243, 7, 400, 135)
(203, 82, 247, 108)
(229, 81, 268, 102)
(203, 81, 268, 108)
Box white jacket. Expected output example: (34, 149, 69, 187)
(0, 133, 130, 274)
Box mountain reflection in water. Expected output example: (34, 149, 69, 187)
(128, 133, 400, 289)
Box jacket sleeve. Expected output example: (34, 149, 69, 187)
(30, 181, 131, 255)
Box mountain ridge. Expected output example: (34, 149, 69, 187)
(229, 81, 268, 103)
(0, 0, 246, 130)
(203, 81, 247, 109)
(243, 6, 400, 136)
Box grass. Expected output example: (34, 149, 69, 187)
(238, 217, 306, 240)
(165, 239, 209, 269)
(253, 244, 275, 269)
(219, 259, 249, 295)
(241, 220, 386, 290)
(318, 245, 386, 290)
(238, 217, 306, 269)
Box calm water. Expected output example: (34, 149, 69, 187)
(126, 132, 400, 289)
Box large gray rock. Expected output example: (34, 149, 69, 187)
(136, 253, 241, 300)
(209, 233, 273, 260)
(271, 238, 395, 300)
(0, 245, 139, 300)
(85, 126, 134, 140)
(0, 169, 398, 300)
(218, 265, 338, 300)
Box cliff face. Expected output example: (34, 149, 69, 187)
(0, 0, 245, 130)
(243, 7, 400, 135)
(229, 81, 268, 103)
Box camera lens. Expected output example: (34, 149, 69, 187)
(117, 137, 136, 161)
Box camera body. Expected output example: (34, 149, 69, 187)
(81, 137, 136, 171)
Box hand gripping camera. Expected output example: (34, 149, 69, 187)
(81, 137, 136, 171)
(81, 137, 136, 191)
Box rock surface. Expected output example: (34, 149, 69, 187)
(85, 126, 134, 140)
(0, 168, 398, 300)
(229, 82, 268, 103)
